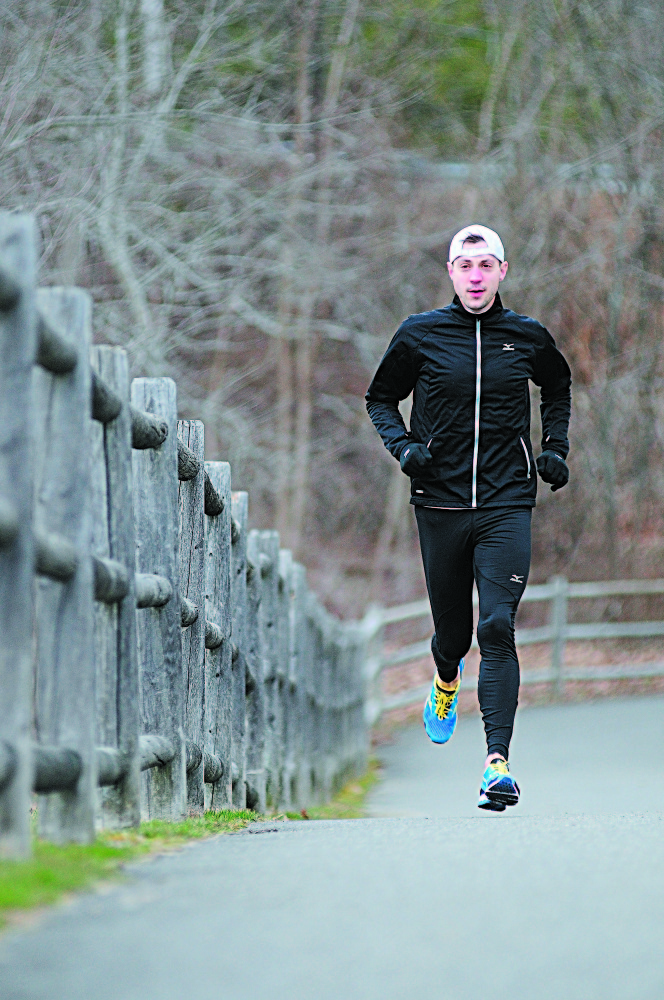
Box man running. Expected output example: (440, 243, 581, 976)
(365, 224, 571, 811)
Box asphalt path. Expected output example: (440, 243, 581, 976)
(1, 696, 663, 1000)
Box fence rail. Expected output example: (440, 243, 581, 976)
(365, 576, 664, 722)
(0, 213, 370, 857)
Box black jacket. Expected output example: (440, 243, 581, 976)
(365, 293, 571, 509)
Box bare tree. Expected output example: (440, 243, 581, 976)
(3, 0, 664, 614)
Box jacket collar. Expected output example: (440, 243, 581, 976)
(450, 292, 504, 325)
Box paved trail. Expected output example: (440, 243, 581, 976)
(1, 697, 663, 1000)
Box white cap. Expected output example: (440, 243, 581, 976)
(448, 224, 505, 263)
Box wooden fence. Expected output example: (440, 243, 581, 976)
(0, 213, 369, 857)
(365, 578, 664, 722)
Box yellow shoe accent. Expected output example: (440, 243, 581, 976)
(432, 674, 460, 721)
(489, 758, 510, 779)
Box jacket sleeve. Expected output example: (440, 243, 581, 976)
(365, 321, 420, 460)
(532, 328, 572, 459)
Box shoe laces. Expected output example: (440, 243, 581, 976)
(487, 758, 510, 777)
(433, 682, 458, 720)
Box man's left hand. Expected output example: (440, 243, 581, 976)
(536, 450, 569, 492)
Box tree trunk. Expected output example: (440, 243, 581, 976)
(140, 0, 168, 96)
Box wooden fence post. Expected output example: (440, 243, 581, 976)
(90, 346, 140, 828)
(336, 628, 351, 786)
(245, 530, 267, 813)
(306, 595, 324, 803)
(326, 618, 341, 796)
(550, 574, 569, 698)
(132, 378, 186, 821)
(178, 421, 206, 815)
(321, 608, 336, 801)
(204, 461, 233, 811)
(33, 288, 96, 843)
(360, 606, 384, 727)
(0, 214, 37, 857)
(278, 550, 297, 811)
(274, 550, 292, 809)
(301, 580, 319, 807)
(290, 562, 310, 807)
(230, 492, 248, 808)
(348, 624, 368, 780)
(256, 530, 280, 808)
(350, 623, 370, 777)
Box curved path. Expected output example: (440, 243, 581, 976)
(1, 696, 663, 1000)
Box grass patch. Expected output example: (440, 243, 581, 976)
(0, 809, 258, 928)
(0, 764, 381, 927)
(109, 809, 259, 847)
(284, 757, 381, 821)
(0, 839, 145, 920)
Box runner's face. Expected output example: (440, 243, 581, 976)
(447, 243, 508, 314)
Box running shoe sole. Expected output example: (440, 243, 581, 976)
(485, 777, 520, 806)
(478, 791, 506, 812)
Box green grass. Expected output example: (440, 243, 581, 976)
(284, 757, 381, 821)
(131, 809, 259, 843)
(0, 809, 259, 928)
(0, 765, 381, 927)
(0, 839, 145, 918)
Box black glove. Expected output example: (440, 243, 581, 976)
(400, 441, 432, 476)
(536, 450, 569, 492)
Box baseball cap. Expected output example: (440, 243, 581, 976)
(448, 224, 505, 263)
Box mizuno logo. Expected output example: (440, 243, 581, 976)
(502, 344, 515, 351)
(510, 574, 523, 583)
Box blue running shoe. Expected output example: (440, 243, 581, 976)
(479, 757, 520, 808)
(422, 660, 464, 744)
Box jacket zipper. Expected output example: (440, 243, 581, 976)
(520, 436, 531, 479)
(471, 318, 481, 508)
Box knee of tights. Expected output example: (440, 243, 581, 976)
(476, 612, 514, 651)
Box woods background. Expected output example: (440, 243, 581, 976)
(2, 0, 663, 617)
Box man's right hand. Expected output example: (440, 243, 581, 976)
(400, 441, 432, 476)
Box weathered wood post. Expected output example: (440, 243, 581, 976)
(33, 288, 96, 842)
(290, 562, 311, 807)
(278, 549, 297, 810)
(245, 530, 267, 813)
(349, 622, 369, 777)
(0, 214, 37, 856)
(90, 346, 140, 829)
(361, 605, 385, 728)
(132, 378, 186, 821)
(256, 530, 280, 808)
(230, 492, 248, 808)
(326, 617, 342, 795)
(306, 594, 324, 803)
(317, 603, 335, 801)
(336, 629, 349, 784)
(301, 580, 319, 807)
(333, 626, 347, 788)
(178, 421, 206, 814)
(273, 549, 292, 808)
(204, 461, 233, 811)
(340, 623, 365, 782)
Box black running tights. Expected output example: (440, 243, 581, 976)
(414, 507, 532, 760)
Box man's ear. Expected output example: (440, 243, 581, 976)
(499, 261, 508, 281)
(446, 261, 454, 278)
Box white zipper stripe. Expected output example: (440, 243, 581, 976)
(520, 437, 531, 479)
(471, 318, 481, 508)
